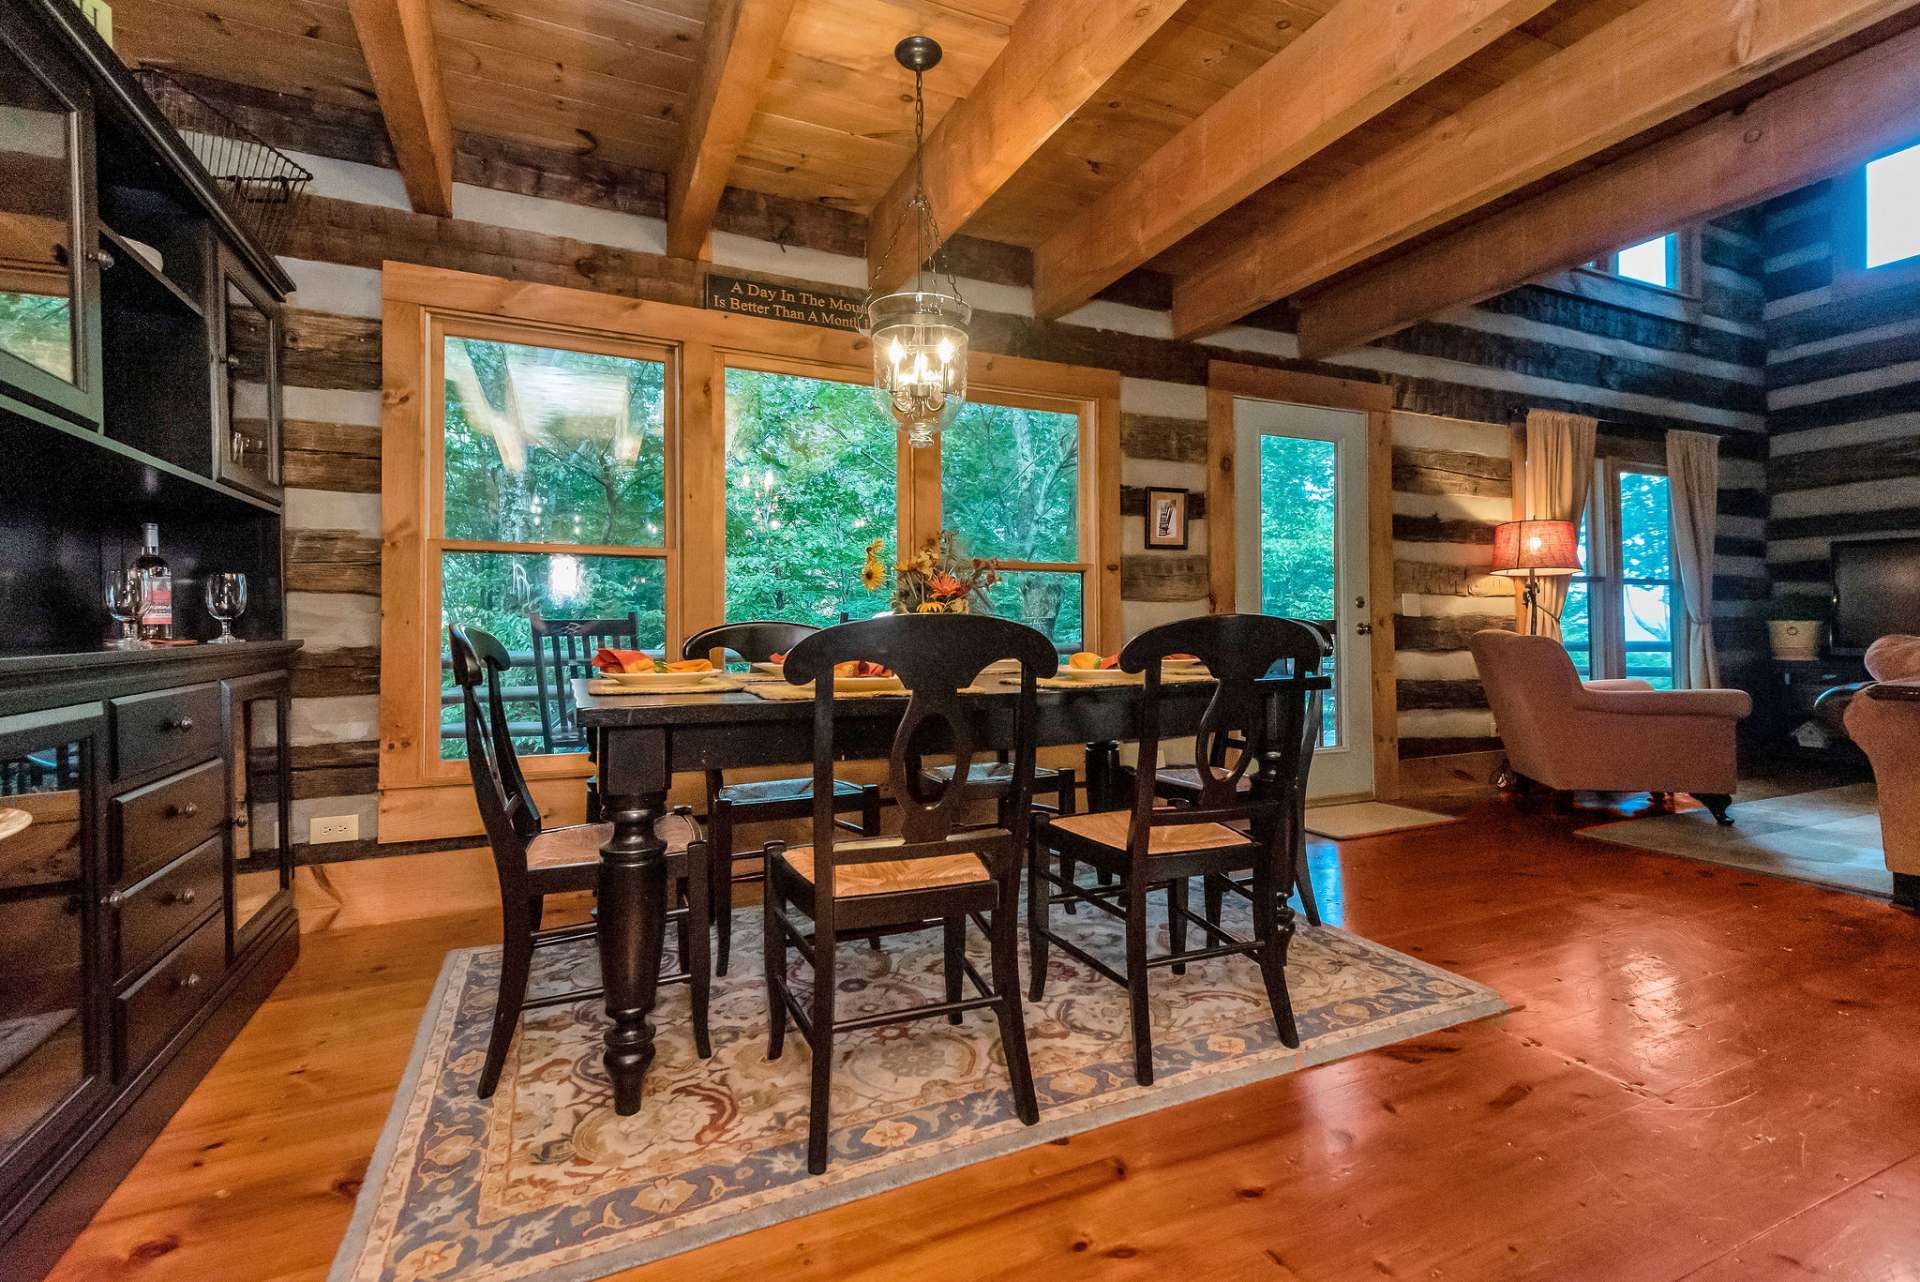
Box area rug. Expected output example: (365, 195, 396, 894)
(1305, 801, 1458, 840)
(1580, 783, 1891, 899)
(330, 899, 1504, 1282)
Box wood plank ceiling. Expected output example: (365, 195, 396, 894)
(106, 0, 1920, 346)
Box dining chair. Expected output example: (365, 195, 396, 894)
(1029, 614, 1323, 1086)
(529, 610, 641, 755)
(1147, 620, 1330, 927)
(681, 621, 882, 976)
(761, 613, 1054, 1173)
(451, 624, 711, 1100)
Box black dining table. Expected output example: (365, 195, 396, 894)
(572, 669, 1326, 1114)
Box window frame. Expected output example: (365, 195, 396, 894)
(1565, 457, 1684, 688)
(1833, 141, 1920, 298)
(1542, 228, 1704, 322)
(378, 264, 1121, 833)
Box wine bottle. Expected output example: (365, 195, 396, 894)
(133, 522, 173, 641)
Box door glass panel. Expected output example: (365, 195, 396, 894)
(723, 368, 897, 625)
(1257, 434, 1339, 747)
(0, 739, 88, 1161)
(0, 46, 78, 383)
(231, 696, 285, 941)
(223, 278, 274, 482)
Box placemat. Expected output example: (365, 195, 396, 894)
(586, 675, 745, 695)
(1035, 669, 1215, 689)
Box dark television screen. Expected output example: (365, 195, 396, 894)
(1833, 538, 1920, 655)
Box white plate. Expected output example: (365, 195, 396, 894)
(1052, 666, 1134, 682)
(1163, 656, 1205, 670)
(749, 661, 785, 676)
(602, 669, 724, 692)
(832, 674, 905, 692)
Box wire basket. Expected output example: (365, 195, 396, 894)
(131, 68, 313, 257)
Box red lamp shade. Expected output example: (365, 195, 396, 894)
(1491, 519, 1581, 577)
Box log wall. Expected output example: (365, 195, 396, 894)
(215, 81, 1772, 850)
(1763, 179, 1920, 608)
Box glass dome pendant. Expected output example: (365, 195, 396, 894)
(865, 35, 971, 448)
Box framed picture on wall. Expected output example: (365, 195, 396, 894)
(1145, 487, 1190, 550)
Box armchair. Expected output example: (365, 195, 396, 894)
(1840, 635, 1920, 911)
(1469, 630, 1752, 823)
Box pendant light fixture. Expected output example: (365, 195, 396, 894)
(865, 35, 971, 448)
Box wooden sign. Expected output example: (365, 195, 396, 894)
(704, 272, 864, 333)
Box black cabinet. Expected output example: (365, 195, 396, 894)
(0, 7, 102, 430)
(213, 250, 282, 502)
(0, 644, 300, 1279)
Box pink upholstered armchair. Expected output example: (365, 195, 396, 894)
(1469, 629, 1753, 823)
(1841, 635, 1920, 911)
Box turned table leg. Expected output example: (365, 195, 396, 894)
(595, 726, 671, 1116)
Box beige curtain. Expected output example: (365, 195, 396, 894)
(1522, 409, 1598, 638)
(1667, 429, 1721, 688)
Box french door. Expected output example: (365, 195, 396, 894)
(1233, 398, 1374, 800)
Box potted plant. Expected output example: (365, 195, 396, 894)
(1761, 593, 1832, 661)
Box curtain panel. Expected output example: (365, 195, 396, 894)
(1522, 410, 1597, 639)
(1666, 429, 1721, 688)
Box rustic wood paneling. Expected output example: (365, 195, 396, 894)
(1392, 514, 1497, 546)
(1394, 560, 1506, 598)
(1119, 554, 1208, 602)
(1391, 445, 1512, 499)
(1397, 679, 1489, 711)
(288, 530, 383, 595)
(1395, 614, 1511, 652)
(290, 647, 382, 699)
(284, 418, 381, 494)
(1120, 413, 1207, 464)
(1768, 437, 1920, 493)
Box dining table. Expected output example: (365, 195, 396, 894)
(572, 666, 1329, 1115)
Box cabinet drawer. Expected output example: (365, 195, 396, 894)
(111, 684, 221, 780)
(112, 759, 225, 884)
(114, 835, 223, 982)
(116, 911, 225, 1077)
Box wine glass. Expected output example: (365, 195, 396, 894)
(104, 570, 148, 649)
(205, 572, 248, 644)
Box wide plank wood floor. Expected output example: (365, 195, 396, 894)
(48, 794, 1920, 1281)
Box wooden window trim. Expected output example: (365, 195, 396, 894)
(378, 263, 1120, 838)
(1204, 360, 1397, 801)
(1538, 228, 1703, 322)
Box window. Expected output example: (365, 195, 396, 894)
(1591, 233, 1680, 290)
(1558, 463, 1681, 689)
(382, 264, 1118, 797)
(1865, 141, 1920, 269)
(434, 326, 672, 759)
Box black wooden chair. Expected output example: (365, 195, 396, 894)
(761, 613, 1054, 1173)
(1029, 614, 1323, 1086)
(529, 610, 641, 755)
(451, 624, 711, 1100)
(682, 622, 882, 976)
(1146, 620, 1331, 926)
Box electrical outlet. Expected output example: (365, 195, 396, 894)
(310, 814, 359, 844)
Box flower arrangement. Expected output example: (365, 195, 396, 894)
(866, 530, 999, 615)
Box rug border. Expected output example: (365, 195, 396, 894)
(330, 930, 1506, 1282)
(1576, 784, 1891, 903)
(1304, 802, 1460, 841)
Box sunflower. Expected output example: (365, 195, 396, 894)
(916, 601, 944, 613)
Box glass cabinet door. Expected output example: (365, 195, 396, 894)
(226, 676, 290, 953)
(0, 705, 107, 1193)
(214, 252, 281, 500)
(0, 13, 100, 426)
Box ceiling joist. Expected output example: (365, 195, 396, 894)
(1297, 21, 1920, 359)
(1169, 0, 1920, 341)
(667, 0, 798, 261)
(345, 0, 453, 218)
(864, 0, 1186, 295)
(1029, 0, 1559, 321)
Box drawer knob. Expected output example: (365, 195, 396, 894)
(165, 888, 198, 906)
(165, 716, 196, 733)
(175, 972, 203, 992)
(167, 801, 201, 819)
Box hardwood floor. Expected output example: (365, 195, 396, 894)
(48, 793, 1920, 1282)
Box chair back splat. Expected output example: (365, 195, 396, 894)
(451, 625, 542, 890)
(1122, 614, 1325, 862)
(682, 620, 820, 667)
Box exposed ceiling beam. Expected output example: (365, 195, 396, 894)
(864, 0, 1186, 295)
(667, 0, 798, 261)
(1029, 0, 1557, 321)
(1170, 0, 1920, 340)
(1296, 22, 1920, 359)
(345, 0, 454, 217)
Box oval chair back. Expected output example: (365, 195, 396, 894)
(682, 620, 820, 666)
(450, 624, 542, 891)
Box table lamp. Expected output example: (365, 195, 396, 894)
(1491, 519, 1581, 634)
